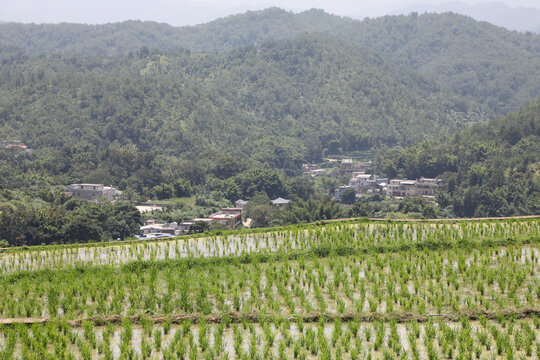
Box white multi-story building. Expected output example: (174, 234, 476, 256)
(386, 178, 439, 197)
(66, 184, 120, 201)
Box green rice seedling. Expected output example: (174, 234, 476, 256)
(364, 326, 372, 342)
(305, 328, 317, 355)
(368, 298, 378, 313)
(278, 339, 287, 360)
(199, 317, 209, 352)
(176, 337, 187, 359)
(189, 341, 198, 360)
(350, 346, 359, 360)
(141, 335, 152, 359)
(425, 338, 438, 360)
(348, 318, 360, 337)
(153, 327, 162, 351)
(82, 320, 97, 349)
(342, 329, 351, 350)
(532, 315, 539, 330)
(182, 319, 192, 335)
(80, 341, 93, 360)
(121, 317, 133, 346)
(293, 340, 301, 359)
(297, 316, 304, 334)
(163, 317, 172, 335)
(140, 314, 153, 337)
(332, 318, 342, 346)
(408, 329, 419, 360)
(233, 324, 244, 356)
(374, 321, 385, 351)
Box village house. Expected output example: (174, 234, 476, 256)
(302, 163, 327, 177)
(334, 185, 353, 201)
(210, 208, 243, 228)
(339, 159, 353, 177)
(310, 168, 327, 177)
(347, 173, 388, 194)
(177, 221, 194, 233)
(349, 174, 377, 193)
(66, 183, 120, 201)
(302, 163, 318, 173)
(415, 177, 440, 195)
(235, 199, 249, 213)
(386, 178, 439, 197)
(139, 220, 179, 237)
(340, 159, 371, 177)
(271, 197, 291, 206)
(1, 140, 31, 153)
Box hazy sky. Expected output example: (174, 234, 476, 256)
(1, 0, 539, 25)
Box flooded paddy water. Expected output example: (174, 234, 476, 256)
(0, 219, 537, 273)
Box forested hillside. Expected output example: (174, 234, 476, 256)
(0, 33, 485, 190)
(0, 8, 538, 243)
(0, 9, 345, 55)
(336, 13, 540, 115)
(377, 96, 540, 217)
(1, 9, 539, 115)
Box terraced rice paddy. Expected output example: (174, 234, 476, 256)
(0, 219, 536, 273)
(0, 218, 538, 359)
(1, 317, 539, 359)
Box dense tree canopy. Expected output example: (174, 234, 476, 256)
(377, 96, 540, 217)
(0, 32, 488, 191)
(1, 9, 538, 115)
(0, 190, 141, 246)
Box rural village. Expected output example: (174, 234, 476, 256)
(63, 158, 440, 239)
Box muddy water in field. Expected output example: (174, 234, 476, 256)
(0, 232, 300, 273)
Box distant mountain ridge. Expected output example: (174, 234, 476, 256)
(393, 1, 540, 33)
(1, 9, 539, 117)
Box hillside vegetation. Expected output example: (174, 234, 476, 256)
(377, 95, 540, 217)
(0, 33, 485, 189)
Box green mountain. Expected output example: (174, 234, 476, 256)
(0, 9, 345, 55)
(336, 13, 540, 115)
(0, 33, 485, 189)
(1, 9, 539, 115)
(377, 96, 540, 217)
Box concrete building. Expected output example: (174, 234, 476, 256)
(178, 221, 194, 233)
(139, 220, 179, 236)
(386, 178, 439, 197)
(415, 177, 440, 196)
(334, 185, 353, 201)
(340, 159, 353, 176)
(349, 174, 372, 187)
(66, 184, 120, 201)
(210, 208, 242, 228)
(235, 199, 249, 213)
(310, 169, 327, 177)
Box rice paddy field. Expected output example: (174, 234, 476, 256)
(0, 217, 538, 359)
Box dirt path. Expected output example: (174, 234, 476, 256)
(2, 308, 539, 326)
